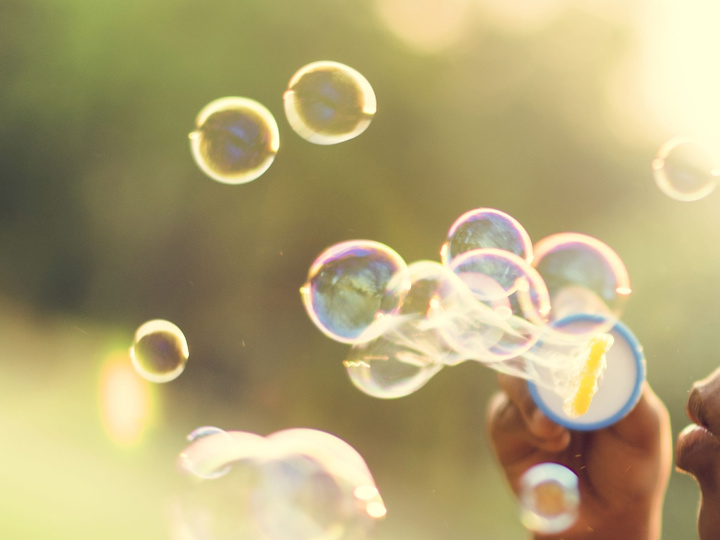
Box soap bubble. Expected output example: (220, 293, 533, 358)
(440, 207, 533, 265)
(344, 315, 446, 399)
(301, 240, 407, 343)
(190, 96, 280, 184)
(532, 233, 630, 336)
(181, 427, 233, 479)
(519, 463, 579, 534)
(446, 248, 550, 359)
(130, 319, 188, 383)
(652, 137, 719, 202)
(283, 61, 376, 145)
(173, 428, 385, 540)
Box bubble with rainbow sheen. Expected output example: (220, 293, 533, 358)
(652, 137, 719, 202)
(447, 248, 551, 360)
(130, 319, 189, 383)
(173, 428, 385, 540)
(190, 97, 279, 184)
(301, 240, 407, 343)
(283, 61, 376, 145)
(440, 207, 533, 265)
(519, 463, 579, 535)
(532, 233, 630, 336)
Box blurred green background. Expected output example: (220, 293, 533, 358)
(1, 0, 718, 538)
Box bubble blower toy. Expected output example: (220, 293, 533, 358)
(301, 208, 645, 429)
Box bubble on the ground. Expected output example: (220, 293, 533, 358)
(190, 96, 279, 184)
(652, 137, 719, 202)
(532, 233, 630, 336)
(284, 61, 376, 145)
(440, 207, 533, 265)
(130, 319, 189, 383)
(301, 240, 407, 343)
(519, 463, 579, 534)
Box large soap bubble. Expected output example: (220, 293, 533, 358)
(301, 240, 407, 343)
(173, 428, 385, 540)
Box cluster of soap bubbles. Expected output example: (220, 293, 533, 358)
(301, 208, 631, 401)
(519, 463, 579, 534)
(652, 137, 720, 202)
(189, 61, 376, 184)
(172, 427, 386, 540)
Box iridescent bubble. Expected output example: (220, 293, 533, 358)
(182, 427, 233, 479)
(130, 319, 188, 383)
(344, 315, 446, 399)
(447, 249, 551, 360)
(519, 463, 579, 534)
(283, 61, 376, 145)
(532, 233, 631, 336)
(440, 208, 533, 265)
(190, 97, 280, 184)
(173, 428, 385, 540)
(301, 240, 407, 343)
(651, 137, 719, 202)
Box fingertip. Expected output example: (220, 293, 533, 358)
(530, 407, 567, 439)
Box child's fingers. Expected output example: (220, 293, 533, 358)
(488, 374, 570, 461)
(496, 373, 567, 440)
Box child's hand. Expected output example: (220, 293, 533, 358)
(487, 375, 672, 539)
(676, 366, 720, 540)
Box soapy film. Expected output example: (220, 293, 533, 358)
(344, 261, 612, 416)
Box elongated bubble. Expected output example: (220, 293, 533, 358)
(301, 240, 407, 343)
(190, 97, 280, 184)
(284, 61, 376, 145)
(174, 428, 385, 540)
(440, 207, 533, 264)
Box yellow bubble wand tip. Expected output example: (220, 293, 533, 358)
(562, 333, 613, 418)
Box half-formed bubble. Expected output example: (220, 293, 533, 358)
(284, 61, 376, 145)
(440, 207, 533, 265)
(652, 137, 719, 202)
(190, 97, 280, 184)
(173, 428, 384, 540)
(130, 319, 189, 383)
(344, 315, 446, 399)
(301, 240, 407, 343)
(532, 233, 630, 336)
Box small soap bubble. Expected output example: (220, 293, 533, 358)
(301, 240, 407, 343)
(190, 97, 280, 184)
(440, 208, 533, 265)
(652, 137, 719, 202)
(283, 61, 376, 145)
(344, 315, 446, 399)
(532, 233, 630, 336)
(130, 319, 188, 383)
(519, 463, 579, 534)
